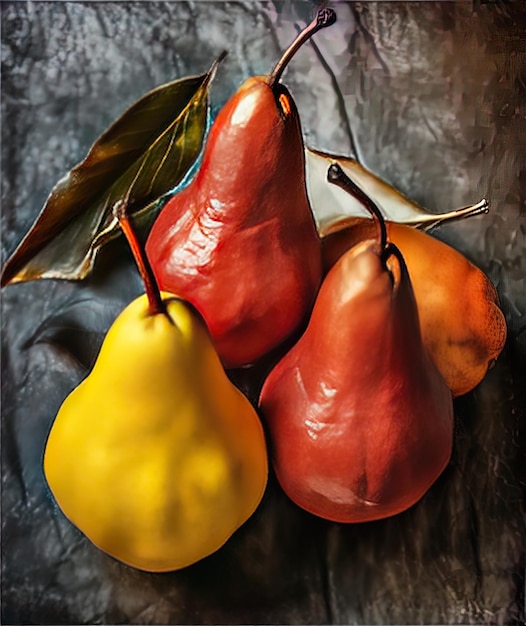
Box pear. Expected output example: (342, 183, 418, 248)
(322, 217, 507, 397)
(259, 164, 453, 523)
(44, 202, 268, 572)
(146, 9, 337, 368)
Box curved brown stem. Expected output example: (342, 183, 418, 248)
(113, 201, 165, 316)
(327, 162, 388, 255)
(267, 7, 337, 89)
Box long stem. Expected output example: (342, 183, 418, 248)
(113, 201, 165, 316)
(267, 7, 336, 89)
(327, 162, 388, 254)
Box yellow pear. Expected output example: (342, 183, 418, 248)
(44, 204, 268, 572)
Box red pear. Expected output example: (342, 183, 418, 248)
(146, 9, 336, 368)
(259, 164, 454, 523)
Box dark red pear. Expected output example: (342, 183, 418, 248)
(259, 163, 454, 523)
(146, 9, 336, 368)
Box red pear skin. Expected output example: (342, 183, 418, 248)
(322, 219, 507, 396)
(146, 78, 321, 368)
(259, 240, 454, 523)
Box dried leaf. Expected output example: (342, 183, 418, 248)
(306, 147, 489, 235)
(1, 53, 226, 287)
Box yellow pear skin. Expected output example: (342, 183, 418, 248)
(44, 293, 268, 572)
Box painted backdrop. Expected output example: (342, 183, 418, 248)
(1, 2, 524, 624)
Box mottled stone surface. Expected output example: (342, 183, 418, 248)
(1, 2, 524, 624)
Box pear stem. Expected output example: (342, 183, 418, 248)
(327, 162, 388, 255)
(113, 201, 165, 316)
(267, 7, 337, 89)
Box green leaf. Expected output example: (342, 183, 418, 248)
(1, 53, 225, 287)
(305, 147, 489, 235)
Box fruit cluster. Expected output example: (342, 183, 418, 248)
(4, 9, 507, 573)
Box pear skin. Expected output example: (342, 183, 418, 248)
(259, 240, 454, 523)
(322, 219, 507, 396)
(44, 293, 268, 572)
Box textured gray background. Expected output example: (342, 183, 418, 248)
(1, 1, 524, 624)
